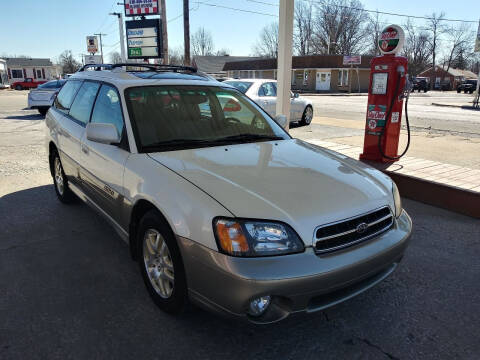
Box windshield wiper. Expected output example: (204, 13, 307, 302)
(143, 138, 215, 149)
(214, 134, 285, 142)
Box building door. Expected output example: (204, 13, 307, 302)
(316, 71, 331, 91)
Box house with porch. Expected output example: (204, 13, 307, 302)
(223, 55, 373, 93)
(4, 58, 59, 85)
(417, 66, 477, 90)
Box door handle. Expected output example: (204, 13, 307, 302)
(81, 145, 89, 155)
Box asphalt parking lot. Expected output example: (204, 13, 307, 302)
(1, 90, 479, 359)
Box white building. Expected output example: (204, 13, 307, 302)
(4, 58, 60, 84)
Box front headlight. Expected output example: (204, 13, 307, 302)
(213, 218, 304, 257)
(392, 181, 402, 218)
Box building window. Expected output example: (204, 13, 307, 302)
(11, 69, 23, 78)
(338, 69, 349, 86)
(37, 70, 42, 79)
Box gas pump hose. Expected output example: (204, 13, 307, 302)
(377, 73, 411, 160)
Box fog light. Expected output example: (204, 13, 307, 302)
(248, 296, 271, 316)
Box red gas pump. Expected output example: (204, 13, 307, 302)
(360, 25, 411, 162)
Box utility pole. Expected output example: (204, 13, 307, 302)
(94, 33, 107, 63)
(183, 0, 191, 66)
(110, 12, 126, 62)
(160, 0, 168, 63)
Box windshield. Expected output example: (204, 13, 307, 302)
(125, 86, 288, 152)
(223, 81, 253, 94)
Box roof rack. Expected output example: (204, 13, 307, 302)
(78, 63, 197, 73)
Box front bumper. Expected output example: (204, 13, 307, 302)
(178, 210, 412, 324)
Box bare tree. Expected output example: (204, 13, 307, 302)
(191, 27, 214, 56)
(59, 50, 81, 74)
(252, 22, 278, 58)
(425, 12, 446, 72)
(365, 10, 383, 56)
(109, 51, 122, 64)
(294, 1, 314, 56)
(402, 20, 432, 76)
(444, 22, 473, 72)
(312, 0, 369, 55)
(168, 46, 185, 65)
(215, 48, 230, 56)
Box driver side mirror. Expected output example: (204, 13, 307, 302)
(275, 114, 288, 128)
(86, 123, 120, 145)
(293, 92, 299, 98)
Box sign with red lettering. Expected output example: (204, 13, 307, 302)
(378, 25, 404, 55)
(124, 0, 159, 17)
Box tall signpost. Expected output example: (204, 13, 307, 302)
(123, 0, 164, 63)
(343, 55, 362, 93)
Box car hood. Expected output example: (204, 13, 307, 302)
(148, 139, 394, 246)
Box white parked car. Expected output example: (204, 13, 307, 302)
(28, 79, 66, 115)
(223, 79, 314, 126)
(45, 63, 411, 323)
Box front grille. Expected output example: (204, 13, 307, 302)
(314, 207, 393, 254)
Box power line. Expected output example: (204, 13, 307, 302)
(194, 1, 277, 17)
(298, 0, 478, 23)
(244, 0, 278, 6)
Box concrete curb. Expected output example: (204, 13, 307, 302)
(370, 166, 480, 219)
(431, 102, 479, 110)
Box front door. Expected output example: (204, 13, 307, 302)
(316, 71, 331, 91)
(80, 84, 129, 227)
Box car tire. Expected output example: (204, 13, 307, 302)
(469, 90, 473, 94)
(51, 151, 76, 204)
(457, 89, 461, 93)
(137, 210, 187, 315)
(300, 105, 313, 126)
(423, 89, 427, 93)
(38, 107, 48, 116)
(15, 85, 22, 90)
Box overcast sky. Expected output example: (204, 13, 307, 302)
(0, 0, 478, 63)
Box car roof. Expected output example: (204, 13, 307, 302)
(68, 64, 227, 90)
(225, 78, 276, 84)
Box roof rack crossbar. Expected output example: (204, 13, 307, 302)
(110, 63, 197, 73)
(78, 64, 113, 72)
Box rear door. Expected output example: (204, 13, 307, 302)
(257, 82, 277, 117)
(80, 84, 129, 227)
(52, 80, 84, 185)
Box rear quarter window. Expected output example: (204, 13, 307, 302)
(54, 80, 83, 113)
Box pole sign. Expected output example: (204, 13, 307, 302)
(343, 55, 362, 65)
(378, 25, 405, 55)
(84, 55, 102, 64)
(124, 0, 159, 16)
(86, 36, 98, 54)
(475, 20, 480, 52)
(126, 19, 162, 59)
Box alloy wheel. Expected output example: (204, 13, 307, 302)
(54, 157, 64, 195)
(143, 228, 175, 299)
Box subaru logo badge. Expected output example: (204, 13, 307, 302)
(356, 222, 368, 234)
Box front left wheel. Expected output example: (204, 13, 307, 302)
(137, 210, 187, 314)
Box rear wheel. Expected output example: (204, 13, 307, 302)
(138, 210, 187, 314)
(52, 151, 76, 203)
(300, 105, 313, 126)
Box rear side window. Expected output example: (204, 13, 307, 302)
(258, 82, 276, 97)
(54, 80, 82, 112)
(68, 82, 100, 125)
(91, 85, 124, 136)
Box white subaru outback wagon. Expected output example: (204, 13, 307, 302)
(45, 63, 412, 324)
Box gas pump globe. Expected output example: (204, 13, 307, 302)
(360, 24, 410, 162)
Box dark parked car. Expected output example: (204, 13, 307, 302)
(457, 79, 477, 94)
(412, 77, 429, 92)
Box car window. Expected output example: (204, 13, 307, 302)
(54, 80, 83, 112)
(259, 82, 276, 97)
(91, 84, 124, 136)
(223, 81, 253, 94)
(125, 86, 288, 151)
(68, 82, 100, 125)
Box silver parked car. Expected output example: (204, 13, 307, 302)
(28, 79, 66, 115)
(45, 64, 411, 324)
(223, 79, 314, 126)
